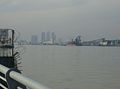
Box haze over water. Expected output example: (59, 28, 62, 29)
(0, 1, 120, 89)
(22, 46, 120, 89)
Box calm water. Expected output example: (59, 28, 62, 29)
(21, 46, 120, 89)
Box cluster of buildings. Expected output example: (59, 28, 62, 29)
(17, 33, 120, 47)
(68, 37, 120, 46)
(82, 38, 120, 46)
(30, 32, 56, 45)
(64, 36, 120, 46)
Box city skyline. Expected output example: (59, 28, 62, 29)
(0, 0, 120, 40)
(30, 31, 57, 44)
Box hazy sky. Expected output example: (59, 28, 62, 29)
(0, 0, 120, 40)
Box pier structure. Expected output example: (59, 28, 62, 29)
(0, 29, 49, 89)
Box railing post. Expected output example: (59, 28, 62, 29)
(5, 68, 27, 89)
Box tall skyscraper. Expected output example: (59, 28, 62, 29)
(31, 35, 38, 45)
(51, 32, 56, 44)
(41, 32, 45, 43)
(46, 31, 50, 41)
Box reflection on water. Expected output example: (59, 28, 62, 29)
(22, 46, 120, 89)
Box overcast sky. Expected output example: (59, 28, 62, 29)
(0, 0, 120, 41)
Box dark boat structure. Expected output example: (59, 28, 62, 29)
(0, 29, 19, 88)
(0, 29, 16, 67)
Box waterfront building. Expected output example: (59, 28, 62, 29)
(46, 31, 50, 41)
(31, 35, 38, 45)
(51, 32, 56, 44)
(41, 32, 45, 43)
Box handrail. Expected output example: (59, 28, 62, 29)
(0, 64, 50, 89)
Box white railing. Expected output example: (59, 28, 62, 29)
(0, 64, 50, 89)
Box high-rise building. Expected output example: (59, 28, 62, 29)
(51, 32, 56, 44)
(41, 32, 45, 43)
(46, 31, 50, 41)
(31, 35, 38, 45)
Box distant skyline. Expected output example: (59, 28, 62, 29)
(0, 0, 120, 40)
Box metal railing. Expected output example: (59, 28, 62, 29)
(0, 64, 50, 89)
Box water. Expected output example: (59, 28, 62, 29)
(21, 46, 120, 89)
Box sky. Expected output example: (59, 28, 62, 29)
(0, 0, 120, 41)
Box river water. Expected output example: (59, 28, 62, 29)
(21, 46, 120, 89)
